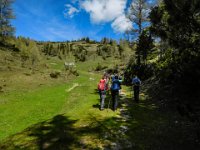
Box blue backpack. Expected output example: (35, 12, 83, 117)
(132, 77, 141, 86)
(111, 79, 120, 91)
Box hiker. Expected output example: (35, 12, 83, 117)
(111, 74, 115, 81)
(110, 75, 121, 111)
(98, 76, 107, 110)
(132, 75, 141, 102)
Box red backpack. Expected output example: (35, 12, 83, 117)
(98, 79, 105, 91)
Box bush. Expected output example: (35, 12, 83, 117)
(123, 63, 156, 85)
(106, 68, 118, 74)
(95, 63, 108, 71)
(69, 69, 79, 76)
(50, 71, 61, 78)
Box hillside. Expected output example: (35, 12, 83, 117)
(0, 37, 200, 149)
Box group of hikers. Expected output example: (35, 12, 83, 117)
(97, 73, 141, 111)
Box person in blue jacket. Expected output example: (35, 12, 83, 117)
(132, 75, 141, 102)
(110, 75, 121, 111)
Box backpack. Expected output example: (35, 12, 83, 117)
(132, 78, 141, 86)
(98, 79, 105, 91)
(111, 79, 120, 91)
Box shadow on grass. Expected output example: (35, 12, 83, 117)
(92, 104, 100, 109)
(29, 115, 78, 150)
(120, 86, 200, 150)
(0, 115, 80, 150)
(0, 113, 124, 150)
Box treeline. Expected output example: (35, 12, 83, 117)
(123, 0, 200, 123)
(41, 38, 132, 62)
(124, 0, 199, 83)
(1, 35, 134, 68)
(122, 0, 200, 123)
(97, 38, 132, 60)
(149, 0, 200, 112)
(0, 36, 41, 67)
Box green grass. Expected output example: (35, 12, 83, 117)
(1, 56, 197, 150)
(0, 73, 85, 137)
(0, 82, 68, 140)
(0, 65, 122, 149)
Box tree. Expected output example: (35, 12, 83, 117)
(128, 0, 150, 36)
(149, 0, 200, 112)
(29, 40, 40, 66)
(15, 37, 41, 67)
(73, 45, 87, 62)
(150, 0, 200, 52)
(85, 37, 90, 43)
(149, 0, 200, 69)
(118, 39, 130, 56)
(100, 37, 110, 44)
(123, 0, 157, 81)
(0, 0, 15, 37)
(128, 0, 154, 65)
(137, 29, 154, 64)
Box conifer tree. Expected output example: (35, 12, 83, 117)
(128, 0, 156, 65)
(0, 0, 15, 37)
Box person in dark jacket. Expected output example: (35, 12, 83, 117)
(110, 75, 121, 111)
(132, 75, 141, 102)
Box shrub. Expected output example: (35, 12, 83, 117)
(50, 71, 61, 78)
(69, 69, 79, 76)
(95, 63, 108, 71)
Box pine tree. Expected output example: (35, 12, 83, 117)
(128, 0, 153, 65)
(137, 29, 154, 64)
(0, 0, 15, 37)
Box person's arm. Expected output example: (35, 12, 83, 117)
(139, 78, 141, 85)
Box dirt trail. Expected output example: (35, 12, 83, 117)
(66, 83, 79, 92)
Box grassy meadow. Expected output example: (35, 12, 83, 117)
(0, 41, 199, 150)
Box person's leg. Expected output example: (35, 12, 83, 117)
(111, 90, 115, 110)
(99, 90, 102, 100)
(100, 91, 106, 110)
(114, 91, 119, 111)
(134, 86, 136, 102)
(99, 90, 102, 110)
(137, 86, 140, 102)
(134, 86, 139, 102)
